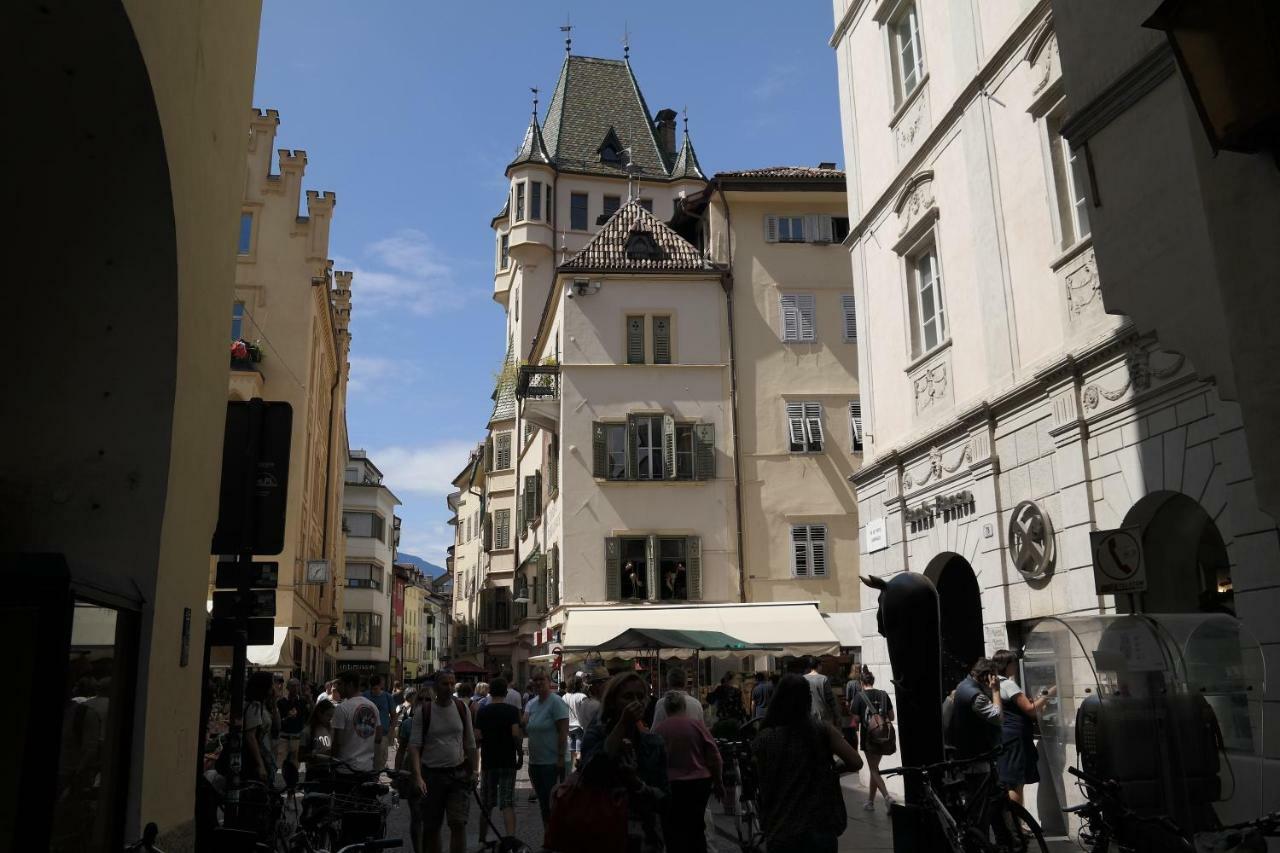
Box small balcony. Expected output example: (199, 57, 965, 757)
(517, 364, 560, 432)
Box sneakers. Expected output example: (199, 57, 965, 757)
(884, 795, 896, 813)
(863, 800, 876, 811)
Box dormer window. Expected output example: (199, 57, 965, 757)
(624, 229, 663, 261)
(598, 127, 624, 165)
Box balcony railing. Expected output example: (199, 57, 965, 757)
(515, 364, 560, 400)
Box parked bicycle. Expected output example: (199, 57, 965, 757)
(881, 748, 1048, 853)
(716, 719, 765, 853)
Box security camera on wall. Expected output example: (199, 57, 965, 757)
(567, 279, 600, 299)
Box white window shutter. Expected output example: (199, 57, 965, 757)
(850, 399, 864, 450)
(786, 402, 805, 447)
(804, 402, 824, 448)
(798, 294, 816, 342)
(818, 215, 834, 244)
(791, 525, 809, 577)
(764, 215, 779, 243)
(780, 295, 799, 342)
(804, 215, 820, 244)
(842, 293, 857, 342)
(811, 525, 827, 576)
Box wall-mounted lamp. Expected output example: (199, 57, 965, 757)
(566, 279, 602, 299)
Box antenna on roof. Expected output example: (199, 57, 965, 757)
(622, 21, 631, 60)
(560, 14, 572, 55)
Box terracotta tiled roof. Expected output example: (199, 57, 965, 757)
(560, 199, 713, 273)
(715, 166, 845, 179)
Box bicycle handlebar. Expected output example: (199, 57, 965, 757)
(337, 839, 401, 852)
(881, 745, 1005, 777)
(1067, 765, 1120, 793)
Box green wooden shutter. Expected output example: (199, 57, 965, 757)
(485, 436, 494, 471)
(646, 535, 657, 601)
(687, 536, 702, 600)
(653, 316, 671, 364)
(605, 538, 621, 601)
(592, 422, 606, 478)
(626, 414, 639, 480)
(626, 316, 645, 364)
(483, 514, 492, 551)
(662, 413, 676, 480)
(517, 498, 525, 533)
(534, 470, 543, 516)
(549, 546, 560, 607)
(549, 438, 559, 493)
(694, 423, 716, 480)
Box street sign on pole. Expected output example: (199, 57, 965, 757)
(1090, 527, 1147, 595)
(211, 589, 277, 620)
(215, 560, 279, 590)
(209, 616, 275, 646)
(211, 401, 293, 556)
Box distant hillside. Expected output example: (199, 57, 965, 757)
(397, 551, 446, 578)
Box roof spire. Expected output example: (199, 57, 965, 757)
(622, 21, 631, 60)
(683, 105, 689, 133)
(560, 14, 572, 55)
(531, 86, 539, 118)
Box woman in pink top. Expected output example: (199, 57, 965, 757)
(652, 690, 725, 853)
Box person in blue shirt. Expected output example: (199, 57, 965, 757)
(363, 674, 395, 771)
(521, 667, 570, 825)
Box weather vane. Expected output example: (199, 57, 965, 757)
(683, 105, 688, 133)
(531, 87, 539, 116)
(560, 14, 572, 55)
(622, 21, 631, 60)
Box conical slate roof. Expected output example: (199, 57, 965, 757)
(560, 199, 714, 273)
(507, 114, 553, 171)
(489, 337, 517, 422)
(670, 130, 705, 180)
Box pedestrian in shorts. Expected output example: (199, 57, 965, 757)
(409, 671, 477, 853)
(474, 677, 522, 845)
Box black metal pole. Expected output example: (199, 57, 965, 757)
(225, 397, 263, 821)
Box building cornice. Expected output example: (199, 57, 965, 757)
(844, 0, 1052, 248)
(829, 0, 870, 48)
(1060, 42, 1175, 147)
(850, 320, 1138, 487)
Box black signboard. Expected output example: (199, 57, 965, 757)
(209, 616, 275, 646)
(210, 400, 292, 556)
(212, 589, 277, 620)
(214, 561, 279, 590)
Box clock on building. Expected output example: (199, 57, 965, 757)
(306, 560, 330, 584)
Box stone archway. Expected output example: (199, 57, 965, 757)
(925, 552, 985, 690)
(1121, 490, 1232, 614)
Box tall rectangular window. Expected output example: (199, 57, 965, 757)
(343, 511, 385, 541)
(780, 294, 817, 342)
(675, 424, 695, 480)
(343, 611, 383, 646)
(499, 234, 510, 270)
(850, 400, 864, 452)
(634, 415, 663, 480)
(570, 193, 589, 230)
(605, 424, 627, 480)
(652, 316, 672, 364)
(791, 524, 828, 578)
(626, 316, 645, 364)
(231, 301, 245, 341)
(515, 182, 526, 221)
(841, 293, 857, 342)
(238, 212, 253, 254)
(620, 537, 648, 599)
(891, 2, 924, 104)
(909, 246, 946, 356)
(778, 216, 806, 243)
(495, 432, 512, 469)
(603, 195, 621, 220)
(530, 181, 542, 221)
(1047, 111, 1091, 248)
(786, 402, 824, 452)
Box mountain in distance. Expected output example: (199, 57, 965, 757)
(396, 551, 446, 578)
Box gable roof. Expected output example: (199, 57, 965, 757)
(559, 198, 714, 274)
(670, 130, 706, 181)
(714, 166, 845, 180)
(507, 113, 553, 172)
(542, 56, 670, 180)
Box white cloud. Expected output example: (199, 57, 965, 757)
(348, 355, 415, 396)
(396, 521, 455, 567)
(339, 229, 469, 317)
(753, 64, 800, 101)
(367, 441, 479, 498)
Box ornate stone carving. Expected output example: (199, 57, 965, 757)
(1064, 252, 1101, 316)
(902, 443, 972, 491)
(1081, 348, 1186, 411)
(913, 362, 948, 412)
(897, 177, 936, 238)
(893, 92, 930, 164)
(1033, 35, 1058, 94)
(884, 470, 902, 503)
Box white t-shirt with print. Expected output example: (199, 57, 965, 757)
(331, 695, 380, 772)
(563, 691, 587, 729)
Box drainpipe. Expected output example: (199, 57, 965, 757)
(319, 283, 345, 672)
(716, 184, 749, 604)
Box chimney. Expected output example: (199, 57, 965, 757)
(655, 108, 678, 159)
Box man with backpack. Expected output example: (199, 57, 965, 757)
(409, 670, 478, 853)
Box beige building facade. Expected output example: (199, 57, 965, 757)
(7, 1, 262, 849)
(218, 109, 354, 682)
(832, 0, 1280, 811)
(338, 451, 400, 677)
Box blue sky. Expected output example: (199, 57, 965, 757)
(253, 1, 845, 565)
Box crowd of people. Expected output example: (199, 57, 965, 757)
(204, 649, 1048, 853)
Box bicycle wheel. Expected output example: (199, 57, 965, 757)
(963, 799, 1049, 853)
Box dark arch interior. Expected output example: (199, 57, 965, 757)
(1121, 490, 1232, 614)
(926, 552, 985, 690)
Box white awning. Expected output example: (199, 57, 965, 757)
(248, 627, 291, 667)
(563, 601, 840, 659)
(822, 611, 863, 648)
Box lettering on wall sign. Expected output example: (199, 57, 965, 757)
(904, 490, 975, 526)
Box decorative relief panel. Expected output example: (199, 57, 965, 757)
(1025, 18, 1061, 97)
(902, 443, 972, 493)
(1081, 348, 1186, 413)
(896, 174, 936, 241)
(1058, 244, 1103, 327)
(892, 86, 931, 165)
(909, 345, 953, 417)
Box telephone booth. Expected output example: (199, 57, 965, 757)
(1022, 614, 1267, 842)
